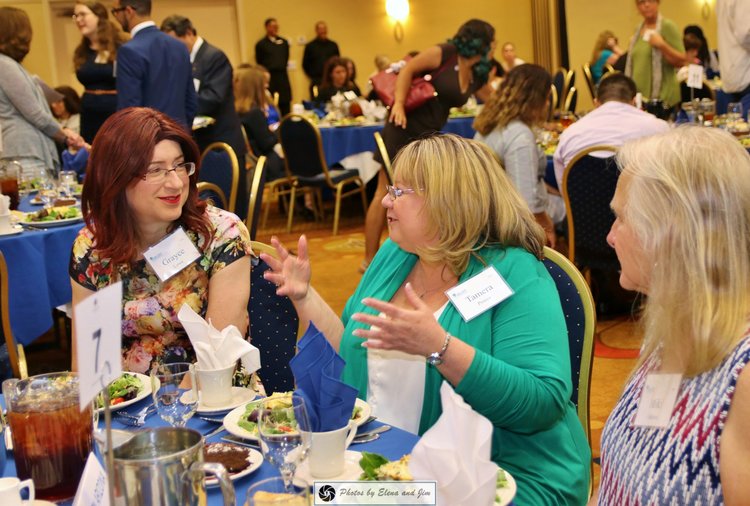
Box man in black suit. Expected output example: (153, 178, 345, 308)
(255, 18, 291, 116)
(302, 21, 339, 100)
(161, 15, 250, 221)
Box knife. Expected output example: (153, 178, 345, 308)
(355, 424, 391, 439)
(221, 435, 261, 449)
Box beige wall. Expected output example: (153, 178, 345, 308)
(566, 0, 718, 111)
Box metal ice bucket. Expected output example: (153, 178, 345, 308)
(112, 427, 234, 506)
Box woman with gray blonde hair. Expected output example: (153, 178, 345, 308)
(595, 126, 750, 504)
(264, 134, 591, 505)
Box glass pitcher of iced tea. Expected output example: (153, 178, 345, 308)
(0, 160, 21, 210)
(2, 372, 94, 502)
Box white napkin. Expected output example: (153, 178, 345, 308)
(178, 303, 261, 372)
(409, 382, 499, 506)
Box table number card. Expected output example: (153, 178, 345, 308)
(73, 452, 110, 506)
(75, 281, 123, 411)
(687, 64, 704, 89)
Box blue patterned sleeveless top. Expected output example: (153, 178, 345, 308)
(598, 333, 750, 505)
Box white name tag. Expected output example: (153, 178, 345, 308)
(446, 267, 513, 322)
(73, 452, 110, 506)
(687, 64, 704, 89)
(633, 373, 682, 428)
(144, 227, 201, 282)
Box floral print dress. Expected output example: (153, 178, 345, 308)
(69, 206, 253, 374)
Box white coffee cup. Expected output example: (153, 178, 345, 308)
(0, 477, 35, 506)
(195, 363, 234, 407)
(307, 420, 358, 478)
(0, 213, 14, 234)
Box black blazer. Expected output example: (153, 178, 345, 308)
(191, 39, 246, 158)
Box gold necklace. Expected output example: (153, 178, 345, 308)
(410, 265, 457, 299)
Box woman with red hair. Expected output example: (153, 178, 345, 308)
(69, 107, 252, 373)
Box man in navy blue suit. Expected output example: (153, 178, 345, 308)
(111, 0, 196, 129)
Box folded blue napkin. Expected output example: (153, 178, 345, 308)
(290, 322, 359, 432)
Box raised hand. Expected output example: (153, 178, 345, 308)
(261, 235, 312, 301)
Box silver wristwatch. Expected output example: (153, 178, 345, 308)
(426, 332, 452, 366)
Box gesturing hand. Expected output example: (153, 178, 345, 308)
(351, 283, 445, 357)
(261, 235, 312, 301)
(388, 103, 407, 128)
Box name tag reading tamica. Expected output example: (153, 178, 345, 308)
(144, 227, 201, 282)
(446, 267, 514, 321)
(633, 373, 682, 429)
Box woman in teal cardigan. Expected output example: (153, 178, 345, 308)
(262, 134, 590, 505)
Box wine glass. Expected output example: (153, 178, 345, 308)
(150, 362, 198, 427)
(245, 477, 309, 506)
(39, 175, 58, 208)
(257, 394, 312, 491)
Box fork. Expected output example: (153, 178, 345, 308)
(117, 405, 156, 426)
(201, 424, 226, 440)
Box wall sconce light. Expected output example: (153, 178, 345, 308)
(701, 0, 711, 20)
(386, 0, 409, 42)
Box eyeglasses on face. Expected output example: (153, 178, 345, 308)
(142, 162, 196, 183)
(110, 6, 127, 15)
(385, 185, 419, 201)
(71, 12, 91, 20)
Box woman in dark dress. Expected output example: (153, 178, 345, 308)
(72, 1, 128, 143)
(362, 19, 496, 272)
(317, 57, 361, 103)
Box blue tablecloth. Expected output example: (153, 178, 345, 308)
(1, 395, 419, 505)
(318, 117, 477, 166)
(0, 196, 83, 345)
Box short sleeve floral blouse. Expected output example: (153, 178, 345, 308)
(69, 206, 252, 373)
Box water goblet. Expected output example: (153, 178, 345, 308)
(727, 102, 743, 121)
(256, 394, 312, 491)
(59, 171, 77, 198)
(38, 178, 58, 208)
(150, 362, 198, 428)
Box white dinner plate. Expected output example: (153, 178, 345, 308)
(204, 445, 263, 487)
(495, 469, 517, 506)
(22, 216, 83, 228)
(0, 226, 23, 236)
(294, 450, 363, 485)
(97, 372, 154, 413)
(224, 398, 372, 441)
(181, 387, 258, 415)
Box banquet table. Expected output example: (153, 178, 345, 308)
(1, 394, 420, 505)
(318, 116, 476, 166)
(0, 195, 83, 345)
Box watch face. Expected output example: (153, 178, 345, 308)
(427, 353, 443, 366)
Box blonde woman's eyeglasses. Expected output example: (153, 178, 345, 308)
(385, 185, 420, 201)
(142, 162, 196, 183)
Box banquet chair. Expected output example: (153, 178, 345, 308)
(197, 182, 227, 210)
(548, 85, 558, 121)
(0, 252, 27, 380)
(542, 246, 596, 495)
(552, 68, 566, 110)
(246, 156, 267, 241)
(563, 86, 578, 113)
(248, 240, 298, 394)
(241, 127, 258, 170)
(278, 114, 368, 235)
(199, 142, 239, 214)
(373, 131, 395, 185)
(582, 63, 596, 101)
(562, 145, 620, 275)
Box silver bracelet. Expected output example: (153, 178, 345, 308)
(426, 332, 452, 366)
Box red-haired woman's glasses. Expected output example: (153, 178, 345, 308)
(142, 162, 196, 183)
(385, 185, 419, 201)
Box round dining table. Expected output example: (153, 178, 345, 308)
(0, 394, 419, 505)
(0, 195, 84, 346)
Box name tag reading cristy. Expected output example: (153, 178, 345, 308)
(446, 267, 513, 321)
(633, 373, 682, 429)
(144, 227, 201, 282)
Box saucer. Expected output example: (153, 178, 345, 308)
(185, 387, 258, 415)
(0, 226, 23, 236)
(24, 501, 57, 506)
(294, 450, 363, 485)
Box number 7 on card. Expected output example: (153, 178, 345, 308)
(74, 281, 123, 411)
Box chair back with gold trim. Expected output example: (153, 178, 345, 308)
(564, 86, 577, 113)
(552, 68, 566, 110)
(0, 252, 27, 380)
(246, 156, 267, 240)
(241, 127, 258, 170)
(373, 131, 394, 185)
(248, 241, 298, 393)
(542, 246, 595, 494)
(199, 142, 239, 213)
(582, 63, 596, 101)
(549, 84, 558, 121)
(278, 114, 368, 235)
(197, 181, 228, 210)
